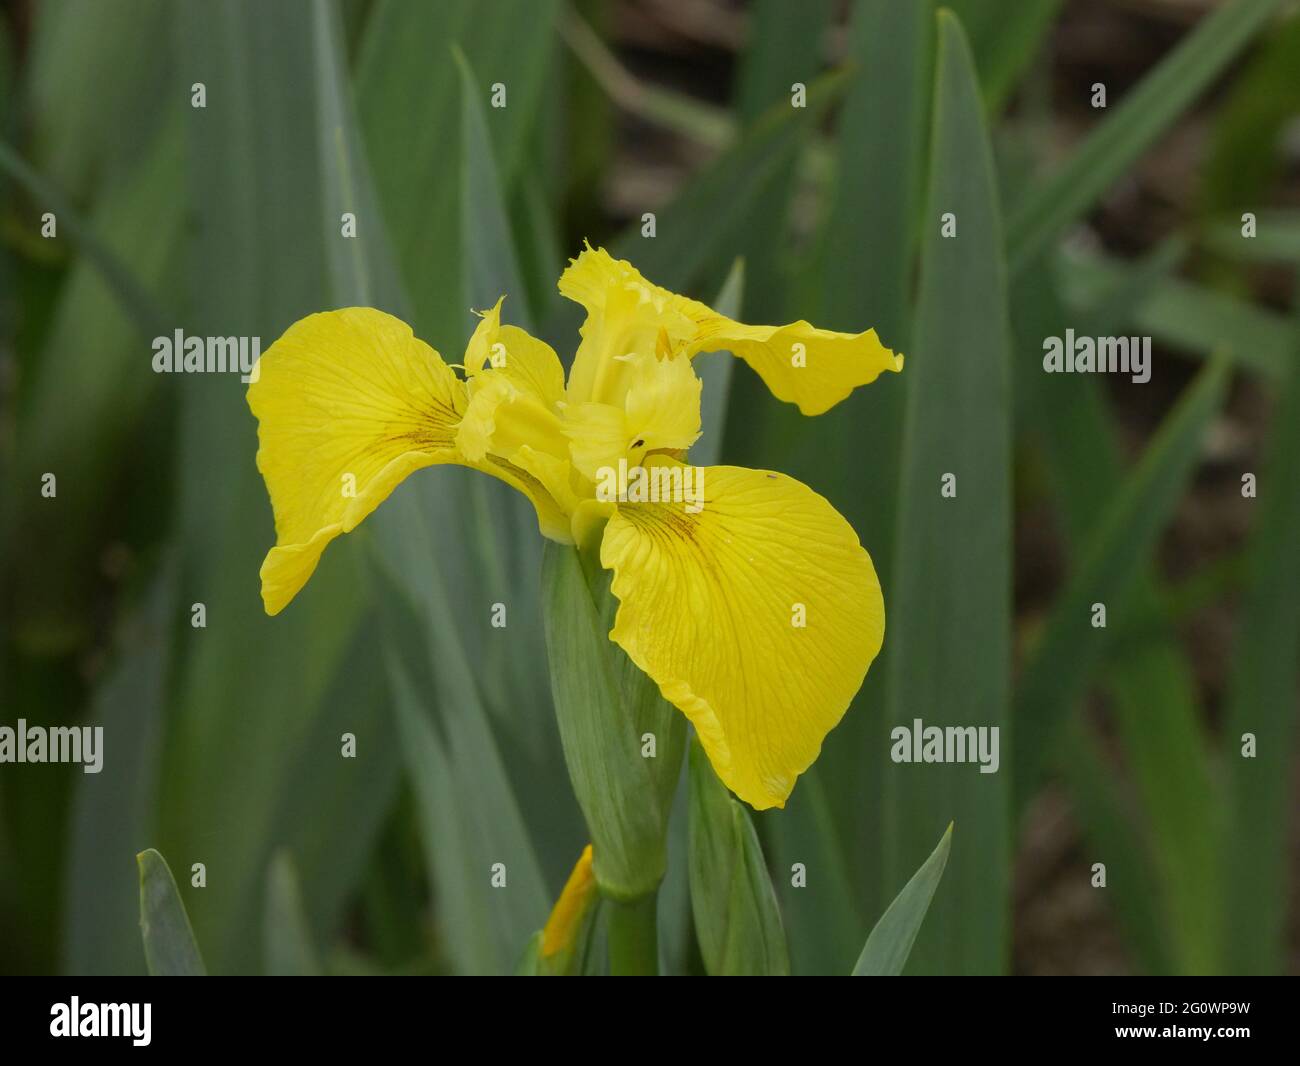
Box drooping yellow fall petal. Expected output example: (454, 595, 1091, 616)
(557, 243, 902, 417)
(541, 844, 597, 967)
(248, 308, 469, 616)
(599, 461, 885, 810)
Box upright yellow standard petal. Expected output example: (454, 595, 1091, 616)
(558, 243, 902, 417)
(248, 307, 467, 615)
(599, 462, 885, 810)
(558, 245, 697, 406)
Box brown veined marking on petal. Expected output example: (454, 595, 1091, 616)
(379, 397, 462, 450)
(485, 453, 555, 502)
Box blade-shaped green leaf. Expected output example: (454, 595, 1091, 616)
(4, 124, 182, 653)
(1060, 251, 1291, 381)
(356, 0, 558, 347)
(782, 0, 932, 948)
(733, 3, 930, 964)
(24, 0, 175, 198)
(728, 0, 833, 318)
(1007, 0, 1283, 276)
(853, 823, 952, 976)
(137, 849, 205, 976)
(607, 69, 847, 295)
(63, 569, 174, 975)
(1221, 284, 1300, 974)
(0, 138, 172, 338)
(883, 9, 1012, 975)
(263, 851, 322, 976)
(1013, 359, 1230, 809)
(165, 0, 381, 972)
(456, 47, 530, 323)
(384, 639, 549, 975)
(1013, 246, 1213, 974)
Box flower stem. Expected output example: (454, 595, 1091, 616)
(606, 891, 659, 975)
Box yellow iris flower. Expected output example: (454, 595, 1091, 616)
(247, 244, 902, 810)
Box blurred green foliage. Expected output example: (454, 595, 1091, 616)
(1, 0, 1296, 976)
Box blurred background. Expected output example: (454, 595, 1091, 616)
(1, 0, 1297, 976)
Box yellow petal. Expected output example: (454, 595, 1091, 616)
(622, 349, 702, 454)
(248, 307, 468, 616)
(561, 401, 630, 483)
(682, 314, 903, 417)
(455, 299, 577, 540)
(541, 844, 597, 963)
(558, 243, 902, 417)
(562, 350, 702, 481)
(462, 296, 566, 405)
(599, 461, 884, 809)
(558, 244, 696, 406)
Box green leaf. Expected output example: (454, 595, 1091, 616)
(853, 823, 952, 976)
(310, 0, 405, 313)
(946, 0, 1061, 111)
(883, 10, 1012, 975)
(820, 0, 930, 345)
(728, 0, 833, 318)
(384, 635, 549, 975)
(515, 932, 545, 976)
(63, 570, 174, 975)
(788, 0, 932, 944)
(137, 849, 205, 976)
(687, 740, 789, 976)
(24, 0, 175, 198)
(739, 1, 931, 955)
(1013, 248, 1217, 974)
(1007, 0, 1283, 276)
(608, 69, 847, 295)
(0, 139, 172, 338)
(1061, 251, 1292, 381)
(1200, 14, 1300, 217)
(1058, 717, 1174, 973)
(760, 772, 862, 975)
(369, 465, 551, 974)
(1204, 210, 1300, 263)
(456, 46, 530, 322)
(355, 0, 558, 347)
(1220, 285, 1300, 974)
(164, 0, 381, 972)
(3, 125, 182, 652)
(263, 852, 322, 976)
(1013, 359, 1230, 809)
